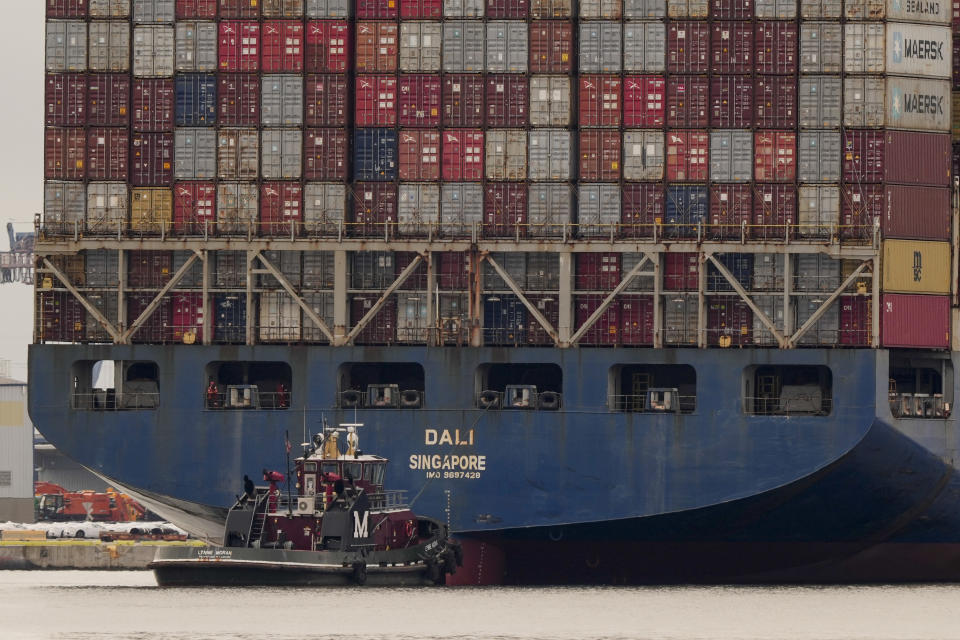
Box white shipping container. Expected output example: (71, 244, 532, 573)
(755, 0, 797, 18)
(528, 184, 572, 237)
(623, 130, 665, 181)
(397, 295, 430, 344)
(133, 26, 175, 77)
(217, 183, 258, 236)
(578, 184, 620, 237)
(305, 0, 349, 16)
(709, 131, 752, 183)
(624, 0, 666, 16)
(398, 184, 441, 235)
(844, 0, 884, 19)
(302, 252, 336, 289)
(843, 23, 885, 74)
(44, 182, 86, 236)
(444, 0, 485, 16)
(441, 183, 484, 236)
(483, 252, 527, 290)
(258, 250, 302, 288)
(174, 129, 217, 179)
(303, 183, 346, 236)
(886, 77, 951, 132)
(843, 77, 885, 127)
(85, 183, 128, 235)
(262, 129, 303, 180)
(795, 297, 839, 345)
(485, 130, 528, 180)
(752, 254, 785, 291)
(400, 22, 442, 73)
(175, 21, 218, 72)
(133, 0, 175, 22)
(621, 252, 653, 292)
(486, 21, 528, 73)
(90, 0, 130, 16)
(442, 22, 485, 72)
(623, 21, 666, 72)
(46, 21, 87, 72)
(799, 76, 841, 129)
(664, 296, 698, 345)
(217, 129, 259, 180)
(581, 0, 624, 17)
(261, 75, 304, 126)
(667, 0, 708, 17)
(795, 253, 841, 291)
(302, 292, 335, 342)
(797, 131, 840, 183)
(527, 130, 570, 181)
(753, 296, 787, 346)
(85, 292, 119, 342)
(798, 185, 840, 238)
(89, 22, 130, 72)
(579, 22, 622, 73)
(800, 23, 842, 74)
(259, 292, 302, 343)
(529, 76, 571, 126)
(885, 0, 950, 23)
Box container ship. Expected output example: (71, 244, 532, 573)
(30, 0, 960, 583)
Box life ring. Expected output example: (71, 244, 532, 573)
(404, 519, 416, 539)
(479, 390, 500, 409)
(341, 390, 362, 407)
(400, 389, 421, 408)
(539, 391, 561, 411)
(352, 561, 367, 585)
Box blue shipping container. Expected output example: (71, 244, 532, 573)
(707, 253, 755, 292)
(176, 74, 217, 126)
(214, 294, 246, 343)
(354, 129, 398, 181)
(665, 186, 708, 239)
(483, 295, 527, 345)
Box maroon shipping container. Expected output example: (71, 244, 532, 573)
(668, 22, 709, 74)
(395, 251, 428, 289)
(753, 183, 796, 239)
(483, 184, 527, 237)
(357, 0, 398, 18)
(579, 130, 620, 182)
(218, 74, 260, 125)
(488, 0, 528, 16)
(840, 183, 883, 241)
(87, 127, 129, 180)
(219, 22, 261, 71)
(664, 253, 699, 290)
(710, 0, 753, 19)
(399, 75, 442, 127)
(171, 293, 204, 344)
(666, 131, 709, 182)
(620, 297, 654, 346)
(754, 22, 798, 75)
(262, 21, 305, 73)
(526, 295, 560, 345)
(88, 74, 131, 126)
(442, 75, 484, 127)
(710, 184, 752, 239)
(37, 292, 85, 343)
(442, 129, 484, 181)
(305, 128, 349, 181)
(843, 131, 952, 186)
(401, 0, 442, 17)
(305, 75, 347, 127)
(352, 183, 398, 236)
(355, 22, 398, 73)
(127, 294, 174, 344)
(47, 0, 87, 18)
(351, 295, 397, 344)
(219, 0, 260, 17)
(755, 76, 797, 128)
(131, 133, 174, 186)
(174, 181, 216, 234)
(710, 76, 753, 128)
(841, 184, 951, 241)
(355, 75, 397, 126)
(575, 296, 619, 345)
(305, 21, 350, 74)
(576, 253, 621, 290)
(839, 295, 869, 347)
(177, 0, 218, 18)
(261, 182, 303, 237)
(881, 294, 950, 349)
(623, 76, 665, 128)
(707, 297, 753, 346)
(529, 21, 573, 73)
(953, 34, 960, 90)
(438, 252, 470, 289)
(622, 184, 664, 239)
(579, 76, 621, 128)
(666, 76, 708, 128)
(128, 251, 173, 288)
(711, 22, 753, 73)
(133, 79, 175, 132)
(45, 127, 85, 180)
(46, 74, 86, 126)
(486, 75, 529, 127)
(754, 130, 796, 182)
(398, 130, 441, 180)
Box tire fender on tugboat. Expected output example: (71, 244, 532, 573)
(352, 562, 367, 586)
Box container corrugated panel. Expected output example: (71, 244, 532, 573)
(213, 294, 246, 344)
(36, 292, 85, 343)
(87, 127, 129, 180)
(44, 181, 86, 236)
(529, 21, 573, 73)
(623, 129, 664, 181)
(710, 130, 752, 182)
(884, 24, 951, 79)
(400, 22, 442, 72)
(88, 73, 131, 126)
(214, 251, 247, 287)
(842, 23, 885, 74)
(302, 251, 335, 288)
(305, 21, 350, 72)
(668, 0, 708, 16)
(752, 253, 784, 290)
(578, 184, 620, 237)
(356, 23, 399, 70)
(840, 183, 882, 241)
(47, 1, 89, 18)
(352, 183, 398, 235)
(665, 185, 707, 237)
(800, 22, 842, 73)
(89, 0, 129, 17)
(441, 183, 483, 235)
(357, 0, 396, 17)
(303, 183, 346, 235)
(487, 0, 527, 16)
(442, 129, 484, 180)
(399, 75, 441, 127)
(175, 21, 217, 71)
(794, 253, 840, 292)
(620, 252, 653, 292)
(172, 250, 203, 286)
(531, 0, 571, 16)
(171, 292, 203, 343)
(579, 22, 623, 73)
(216, 128, 258, 179)
(437, 252, 470, 289)
(528, 184, 571, 237)
(525, 294, 560, 345)
(216, 182, 258, 235)
(486, 75, 529, 127)
(174, 128, 216, 179)
(442, 21, 485, 72)
(301, 292, 334, 342)
(711, 22, 752, 74)
(882, 185, 951, 240)
(354, 129, 398, 181)
(800, 0, 840, 17)
(663, 296, 697, 345)
(177, 0, 218, 18)
(622, 183, 664, 238)
(881, 294, 950, 349)
(843, 0, 882, 19)
(443, 75, 484, 127)
(398, 130, 441, 181)
(843, 130, 951, 185)
(484, 295, 527, 345)
(46, 74, 87, 126)
(133, 26, 175, 76)
(711, 0, 751, 19)
(623, 21, 666, 72)
(575, 295, 620, 345)
(85, 292, 120, 342)
(799, 76, 841, 129)
(262, 20, 304, 72)
(85, 249, 120, 287)
(134, 78, 175, 130)
(756, 77, 797, 127)
(131, 132, 174, 185)
(798, 185, 839, 238)
(483, 252, 526, 290)
(46, 21, 88, 72)
(710, 76, 753, 128)
(218, 21, 260, 71)
(486, 21, 527, 73)
(355, 75, 397, 127)
(579, 130, 620, 181)
(218, 74, 259, 125)
(262, 75, 303, 126)
(579, 76, 621, 128)
(306, 75, 347, 127)
(398, 184, 441, 235)
(128, 250, 172, 287)
(882, 240, 951, 294)
(666, 76, 707, 127)
(885, 78, 951, 133)
(483, 184, 528, 236)
(261, 129, 302, 179)
(839, 295, 869, 346)
(351, 251, 395, 288)
(754, 130, 796, 182)
(668, 22, 708, 73)
(45, 127, 85, 180)
(89, 22, 131, 72)
(753, 184, 796, 238)
(527, 129, 569, 181)
(131, 187, 173, 234)
(795, 298, 839, 346)
(396, 294, 429, 344)
(260, 183, 303, 237)
(529, 76, 571, 126)
(258, 249, 302, 287)
(666, 131, 708, 181)
(755, 0, 796, 17)
(174, 73, 217, 125)
(706, 297, 753, 346)
(752, 295, 786, 345)
(842, 77, 884, 128)
(86, 183, 128, 235)
(576, 253, 621, 291)
(797, 130, 840, 183)
(582, 0, 624, 17)
(174, 181, 216, 234)
(620, 296, 655, 345)
(709, 184, 751, 239)
(623, 76, 665, 127)
(405, 0, 443, 17)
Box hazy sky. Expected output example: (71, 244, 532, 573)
(0, 3, 45, 381)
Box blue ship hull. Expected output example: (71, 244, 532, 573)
(28, 344, 960, 583)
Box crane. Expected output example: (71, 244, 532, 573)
(2, 222, 34, 285)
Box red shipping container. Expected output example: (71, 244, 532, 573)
(668, 22, 709, 73)
(351, 295, 397, 344)
(128, 251, 173, 288)
(219, 22, 261, 72)
(620, 297, 654, 346)
(218, 74, 260, 125)
(352, 183, 398, 236)
(483, 184, 527, 237)
(754, 130, 796, 182)
(666, 76, 708, 128)
(355, 22, 398, 73)
(401, 0, 442, 17)
(881, 294, 950, 349)
(304, 129, 349, 181)
(576, 253, 621, 290)
(575, 296, 619, 345)
(46, 74, 86, 126)
(171, 293, 204, 344)
(88, 74, 131, 126)
(305, 21, 350, 73)
(395, 251, 428, 289)
(47, 0, 87, 18)
(623, 76, 665, 128)
(438, 252, 470, 289)
(399, 75, 442, 127)
(843, 131, 951, 186)
(755, 76, 797, 128)
(711, 22, 753, 73)
(839, 295, 869, 346)
(579, 130, 621, 182)
(174, 182, 216, 234)
(664, 253, 699, 290)
(37, 292, 85, 343)
(710, 0, 753, 19)
(131, 132, 174, 186)
(666, 131, 709, 181)
(45, 128, 85, 180)
(753, 184, 796, 239)
(526, 295, 560, 345)
(579, 76, 621, 127)
(305, 74, 347, 126)
(357, 0, 398, 18)
(442, 129, 484, 181)
(622, 184, 664, 239)
(707, 297, 753, 346)
(953, 35, 960, 90)
(709, 184, 752, 239)
(260, 182, 303, 237)
(261, 21, 304, 72)
(754, 22, 798, 75)
(177, 0, 218, 18)
(488, 0, 528, 16)
(133, 79, 175, 132)
(710, 76, 753, 128)
(840, 183, 883, 241)
(442, 75, 485, 127)
(882, 185, 951, 241)
(486, 75, 529, 127)
(219, 0, 259, 17)
(127, 294, 174, 344)
(529, 21, 573, 73)
(355, 75, 397, 126)
(398, 130, 441, 180)
(87, 127, 129, 180)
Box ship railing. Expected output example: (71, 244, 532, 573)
(204, 391, 291, 411)
(71, 392, 159, 411)
(888, 393, 950, 419)
(608, 394, 697, 414)
(366, 490, 409, 511)
(743, 396, 833, 416)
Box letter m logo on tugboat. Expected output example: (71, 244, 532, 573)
(353, 510, 369, 538)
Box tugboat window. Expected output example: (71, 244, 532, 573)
(71, 360, 160, 411)
(204, 362, 292, 410)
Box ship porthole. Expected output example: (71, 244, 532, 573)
(585, 552, 600, 569)
(548, 527, 563, 542)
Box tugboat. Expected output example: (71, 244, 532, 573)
(150, 423, 461, 586)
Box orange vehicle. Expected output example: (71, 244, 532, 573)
(35, 482, 147, 522)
